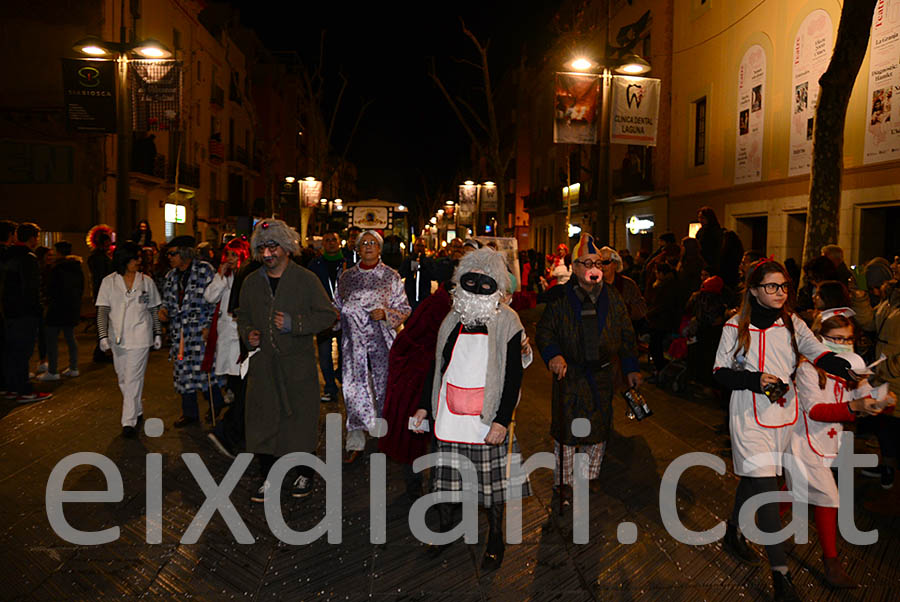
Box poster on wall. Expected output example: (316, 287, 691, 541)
(789, 10, 834, 176)
(864, 0, 900, 164)
(553, 73, 601, 144)
(609, 76, 661, 146)
(734, 45, 766, 184)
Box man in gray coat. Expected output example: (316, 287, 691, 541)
(237, 219, 338, 503)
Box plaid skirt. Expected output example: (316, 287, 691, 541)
(432, 437, 532, 507)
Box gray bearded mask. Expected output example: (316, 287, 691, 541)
(452, 287, 502, 328)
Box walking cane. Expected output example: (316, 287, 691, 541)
(505, 408, 517, 481)
(207, 372, 216, 427)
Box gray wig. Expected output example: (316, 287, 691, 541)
(356, 229, 383, 252)
(250, 219, 300, 260)
(452, 247, 511, 292)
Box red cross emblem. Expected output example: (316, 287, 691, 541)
(827, 428, 838, 439)
(775, 397, 787, 408)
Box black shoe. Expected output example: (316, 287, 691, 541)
(291, 474, 313, 498)
(320, 392, 334, 403)
(772, 571, 800, 602)
(723, 522, 761, 565)
(122, 425, 137, 438)
(882, 466, 895, 490)
(426, 503, 454, 558)
(250, 479, 272, 503)
(173, 415, 198, 428)
(136, 414, 143, 425)
(207, 432, 236, 460)
(481, 504, 505, 571)
(554, 484, 572, 515)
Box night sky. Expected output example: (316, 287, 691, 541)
(230, 1, 561, 211)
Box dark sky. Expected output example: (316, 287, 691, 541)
(230, 1, 561, 209)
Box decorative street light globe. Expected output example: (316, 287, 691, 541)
(570, 57, 593, 71)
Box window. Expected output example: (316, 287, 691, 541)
(693, 97, 707, 166)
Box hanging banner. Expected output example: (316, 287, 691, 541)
(609, 76, 661, 146)
(734, 45, 766, 185)
(351, 206, 390, 229)
(864, 0, 900, 164)
(300, 179, 322, 208)
(789, 10, 834, 176)
(458, 183, 477, 223)
(130, 60, 181, 131)
(61, 58, 117, 133)
(480, 184, 498, 212)
(553, 73, 600, 144)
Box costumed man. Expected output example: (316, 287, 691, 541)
(236, 219, 338, 502)
(412, 247, 531, 571)
(159, 235, 224, 427)
(535, 233, 642, 509)
(334, 230, 411, 463)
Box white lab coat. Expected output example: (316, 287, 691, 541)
(787, 361, 872, 506)
(203, 272, 240, 377)
(714, 313, 832, 477)
(95, 272, 161, 426)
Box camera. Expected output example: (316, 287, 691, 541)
(624, 387, 653, 421)
(762, 379, 789, 403)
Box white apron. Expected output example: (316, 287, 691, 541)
(788, 361, 872, 507)
(434, 328, 491, 445)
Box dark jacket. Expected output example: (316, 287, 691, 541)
(308, 254, 345, 302)
(45, 256, 85, 327)
(1, 245, 41, 319)
(88, 249, 113, 300)
(399, 253, 435, 309)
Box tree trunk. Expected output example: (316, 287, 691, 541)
(803, 0, 876, 265)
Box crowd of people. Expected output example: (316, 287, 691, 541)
(1, 209, 899, 596)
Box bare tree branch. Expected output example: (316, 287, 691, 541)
(326, 72, 348, 146)
(428, 57, 484, 151)
(456, 96, 489, 135)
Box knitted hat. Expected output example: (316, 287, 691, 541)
(865, 257, 894, 289)
(700, 275, 724, 294)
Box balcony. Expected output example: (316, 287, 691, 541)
(523, 187, 563, 214)
(209, 137, 224, 164)
(167, 163, 201, 189)
(228, 145, 248, 166)
(210, 84, 224, 109)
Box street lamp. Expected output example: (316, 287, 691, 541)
(284, 176, 296, 183)
(73, 35, 172, 237)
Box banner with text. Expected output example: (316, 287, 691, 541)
(130, 60, 182, 131)
(864, 0, 900, 164)
(300, 179, 322, 208)
(789, 10, 834, 176)
(62, 58, 117, 133)
(553, 73, 601, 144)
(610, 76, 660, 146)
(734, 45, 766, 185)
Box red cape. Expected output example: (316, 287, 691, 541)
(378, 283, 453, 464)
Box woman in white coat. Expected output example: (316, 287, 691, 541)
(789, 309, 891, 588)
(96, 242, 162, 438)
(203, 237, 250, 458)
(713, 259, 853, 601)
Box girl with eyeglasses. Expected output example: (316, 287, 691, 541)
(713, 259, 854, 600)
(787, 308, 891, 588)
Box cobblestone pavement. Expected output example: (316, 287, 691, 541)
(1, 311, 898, 601)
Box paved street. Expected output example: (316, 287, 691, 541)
(1, 309, 898, 601)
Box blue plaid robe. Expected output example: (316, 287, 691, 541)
(162, 260, 223, 393)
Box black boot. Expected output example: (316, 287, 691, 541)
(772, 570, 801, 601)
(426, 503, 454, 558)
(723, 521, 761, 565)
(481, 504, 505, 571)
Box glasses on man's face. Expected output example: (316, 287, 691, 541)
(360, 240, 379, 248)
(575, 259, 614, 269)
(757, 282, 790, 294)
(166, 250, 179, 257)
(823, 334, 854, 345)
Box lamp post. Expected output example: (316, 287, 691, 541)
(564, 52, 650, 245)
(73, 36, 172, 238)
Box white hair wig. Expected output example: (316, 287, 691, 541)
(357, 229, 383, 251)
(599, 245, 623, 273)
(250, 219, 300, 260)
(452, 247, 511, 292)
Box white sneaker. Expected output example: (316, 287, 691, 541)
(251, 480, 272, 503)
(36, 362, 49, 374)
(62, 368, 80, 377)
(36, 372, 60, 382)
